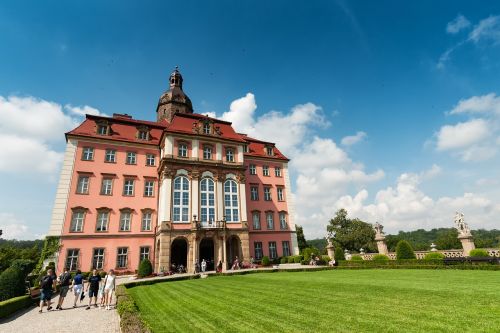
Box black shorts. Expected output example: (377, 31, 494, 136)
(89, 288, 99, 298)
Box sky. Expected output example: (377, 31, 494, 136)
(1, 1, 500, 239)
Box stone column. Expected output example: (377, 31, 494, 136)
(239, 232, 250, 262)
(216, 177, 224, 221)
(222, 234, 227, 272)
(326, 243, 335, 259)
(192, 233, 198, 273)
(375, 235, 388, 255)
(459, 234, 475, 256)
(157, 231, 171, 273)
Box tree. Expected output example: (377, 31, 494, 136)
(435, 229, 461, 250)
(327, 209, 376, 252)
(396, 240, 416, 259)
(295, 225, 308, 252)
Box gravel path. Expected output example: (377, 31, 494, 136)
(0, 293, 121, 333)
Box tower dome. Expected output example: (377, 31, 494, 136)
(156, 67, 193, 123)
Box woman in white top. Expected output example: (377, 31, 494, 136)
(102, 269, 116, 310)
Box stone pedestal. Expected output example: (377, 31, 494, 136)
(326, 244, 335, 260)
(375, 236, 388, 255)
(458, 234, 475, 256)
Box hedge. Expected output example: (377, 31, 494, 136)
(372, 254, 389, 262)
(424, 252, 445, 260)
(469, 249, 490, 257)
(350, 255, 363, 261)
(0, 295, 32, 319)
(116, 285, 151, 333)
(0, 267, 26, 301)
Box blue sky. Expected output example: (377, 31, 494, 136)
(1, 1, 500, 239)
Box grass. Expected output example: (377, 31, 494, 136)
(127, 269, 500, 333)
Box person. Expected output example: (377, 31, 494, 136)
(194, 259, 200, 274)
(216, 260, 222, 273)
(250, 256, 255, 268)
(232, 256, 239, 270)
(201, 259, 207, 273)
(102, 269, 116, 310)
(71, 269, 85, 308)
(85, 269, 101, 310)
(56, 267, 72, 310)
(39, 269, 56, 313)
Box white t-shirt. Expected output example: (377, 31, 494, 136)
(104, 275, 116, 290)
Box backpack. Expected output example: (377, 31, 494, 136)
(60, 272, 71, 286)
(41, 275, 52, 289)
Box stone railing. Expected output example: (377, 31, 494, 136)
(361, 248, 500, 260)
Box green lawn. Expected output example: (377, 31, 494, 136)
(128, 269, 500, 333)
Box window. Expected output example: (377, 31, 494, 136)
(254, 242, 263, 260)
(82, 147, 94, 160)
(100, 178, 113, 195)
(96, 211, 109, 232)
(203, 123, 211, 134)
(250, 186, 259, 201)
(266, 146, 273, 156)
(117, 247, 128, 268)
(226, 148, 234, 162)
(264, 187, 272, 201)
(92, 248, 105, 270)
(70, 210, 85, 232)
(105, 149, 116, 163)
(144, 180, 154, 197)
(139, 246, 150, 262)
(279, 212, 287, 230)
(66, 249, 79, 271)
(275, 167, 281, 177)
(224, 180, 239, 222)
(146, 154, 155, 166)
(126, 152, 136, 165)
(76, 176, 89, 194)
(138, 130, 149, 140)
(269, 242, 277, 259)
(178, 143, 188, 157)
(203, 146, 212, 160)
(263, 165, 270, 176)
(266, 212, 274, 230)
(123, 179, 134, 196)
(252, 212, 261, 230)
(249, 164, 256, 175)
(282, 241, 290, 257)
(200, 178, 215, 224)
(141, 211, 152, 231)
(277, 187, 284, 201)
(173, 176, 189, 222)
(243, 145, 249, 153)
(119, 210, 132, 231)
(97, 124, 109, 136)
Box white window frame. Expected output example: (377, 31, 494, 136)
(250, 186, 259, 201)
(226, 148, 234, 162)
(200, 178, 215, 224)
(263, 165, 269, 176)
(277, 187, 284, 201)
(249, 164, 256, 175)
(178, 143, 188, 158)
(117, 247, 128, 268)
(126, 151, 137, 164)
(123, 179, 134, 196)
(96, 211, 109, 232)
(173, 176, 189, 222)
(101, 178, 113, 195)
(264, 187, 272, 201)
(266, 212, 274, 230)
(146, 154, 155, 166)
(266, 147, 273, 156)
(138, 130, 149, 140)
(224, 180, 239, 222)
(70, 211, 85, 232)
(141, 211, 152, 231)
(139, 246, 150, 262)
(82, 147, 94, 160)
(77, 176, 89, 194)
(97, 125, 108, 136)
(269, 242, 277, 259)
(119, 211, 132, 231)
(279, 212, 287, 230)
(93, 248, 105, 269)
(254, 242, 263, 260)
(203, 123, 211, 134)
(66, 249, 79, 271)
(282, 241, 290, 257)
(275, 167, 281, 177)
(203, 146, 212, 160)
(144, 180, 154, 197)
(252, 212, 261, 230)
(105, 149, 116, 163)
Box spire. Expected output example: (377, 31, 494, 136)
(169, 66, 183, 89)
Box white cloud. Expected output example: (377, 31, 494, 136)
(0, 213, 30, 240)
(447, 14, 471, 34)
(221, 93, 257, 134)
(450, 93, 500, 115)
(65, 104, 105, 117)
(436, 119, 490, 151)
(468, 15, 500, 44)
(341, 131, 367, 146)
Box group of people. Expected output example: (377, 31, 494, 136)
(38, 268, 116, 313)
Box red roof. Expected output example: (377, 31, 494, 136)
(239, 134, 289, 161)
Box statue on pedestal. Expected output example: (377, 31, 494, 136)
(373, 222, 388, 255)
(325, 231, 336, 263)
(453, 212, 475, 256)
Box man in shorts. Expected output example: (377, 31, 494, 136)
(56, 267, 71, 310)
(39, 269, 56, 313)
(72, 269, 84, 308)
(86, 269, 101, 310)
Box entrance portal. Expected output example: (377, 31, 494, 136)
(199, 238, 215, 271)
(171, 238, 188, 272)
(226, 236, 242, 269)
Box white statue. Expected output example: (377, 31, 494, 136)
(454, 212, 471, 236)
(373, 222, 385, 237)
(325, 231, 335, 247)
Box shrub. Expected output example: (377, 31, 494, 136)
(372, 254, 389, 262)
(287, 257, 294, 263)
(424, 252, 445, 260)
(99, 271, 107, 278)
(0, 267, 26, 301)
(280, 257, 288, 264)
(350, 255, 363, 261)
(116, 285, 151, 333)
(293, 256, 302, 264)
(469, 249, 490, 257)
(11, 260, 35, 276)
(261, 256, 270, 266)
(300, 260, 309, 265)
(0, 295, 32, 319)
(301, 247, 319, 261)
(334, 246, 345, 261)
(138, 259, 153, 278)
(396, 240, 416, 260)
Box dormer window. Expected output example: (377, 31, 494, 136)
(137, 126, 149, 141)
(203, 123, 211, 135)
(96, 121, 110, 136)
(266, 146, 274, 156)
(243, 145, 249, 153)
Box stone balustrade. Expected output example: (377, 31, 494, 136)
(360, 248, 499, 260)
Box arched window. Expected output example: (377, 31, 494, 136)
(200, 178, 215, 224)
(224, 180, 239, 222)
(173, 176, 189, 222)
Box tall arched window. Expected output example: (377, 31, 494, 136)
(200, 178, 215, 224)
(224, 180, 239, 222)
(173, 176, 189, 222)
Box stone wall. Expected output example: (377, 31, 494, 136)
(361, 248, 500, 260)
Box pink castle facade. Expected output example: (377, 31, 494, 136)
(48, 68, 299, 274)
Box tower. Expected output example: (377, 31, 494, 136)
(156, 67, 194, 123)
